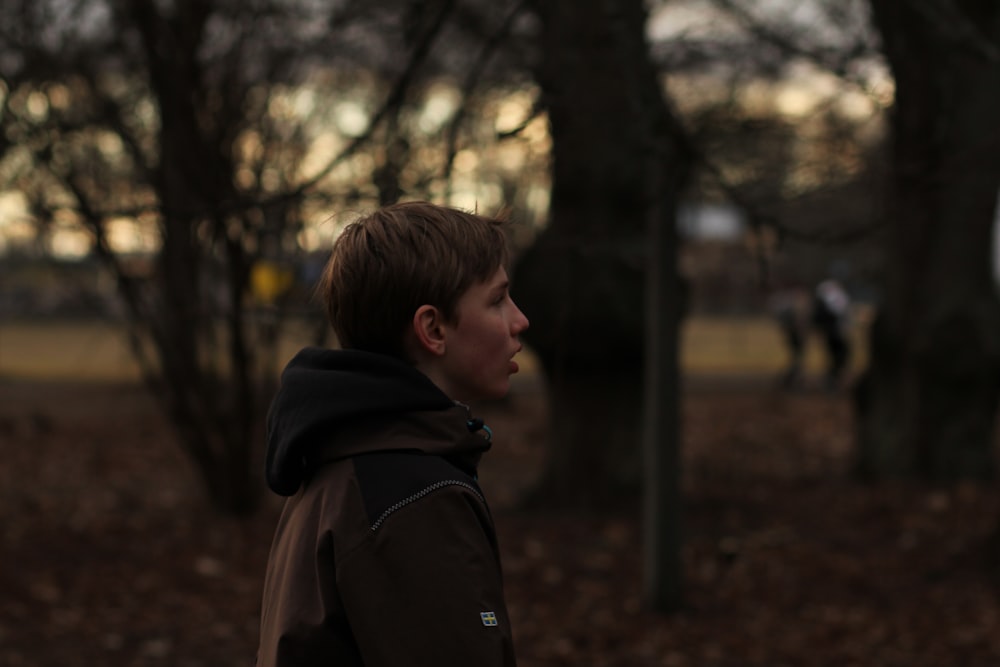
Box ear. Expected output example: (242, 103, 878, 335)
(411, 304, 447, 357)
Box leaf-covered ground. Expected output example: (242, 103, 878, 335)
(1, 377, 999, 666)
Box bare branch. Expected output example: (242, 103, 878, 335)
(443, 0, 531, 191)
(280, 0, 458, 199)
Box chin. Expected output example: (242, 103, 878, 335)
(456, 374, 512, 403)
(473, 385, 510, 402)
(490, 385, 511, 401)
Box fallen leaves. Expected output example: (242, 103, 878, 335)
(1, 380, 999, 666)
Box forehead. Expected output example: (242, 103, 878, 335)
(483, 266, 509, 289)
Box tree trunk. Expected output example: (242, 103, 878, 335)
(515, 0, 690, 508)
(127, 0, 263, 514)
(857, 1, 1000, 480)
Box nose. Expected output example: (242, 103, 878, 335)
(511, 301, 529, 335)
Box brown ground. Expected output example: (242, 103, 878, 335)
(1, 376, 999, 667)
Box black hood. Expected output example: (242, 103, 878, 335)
(265, 347, 486, 496)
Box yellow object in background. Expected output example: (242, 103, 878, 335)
(251, 261, 295, 305)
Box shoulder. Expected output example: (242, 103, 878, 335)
(351, 452, 486, 532)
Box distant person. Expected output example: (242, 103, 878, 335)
(812, 278, 852, 390)
(767, 283, 810, 389)
(257, 201, 528, 667)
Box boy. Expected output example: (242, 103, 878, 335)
(257, 201, 529, 666)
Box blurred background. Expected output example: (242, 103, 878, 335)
(2, 1, 1000, 665)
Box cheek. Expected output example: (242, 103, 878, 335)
(463, 334, 506, 374)
(468, 339, 505, 369)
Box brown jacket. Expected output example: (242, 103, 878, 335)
(257, 348, 516, 666)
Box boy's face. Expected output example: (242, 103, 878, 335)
(436, 267, 529, 402)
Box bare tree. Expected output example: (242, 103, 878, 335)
(2, 0, 349, 513)
(857, 0, 1000, 480)
(0, 0, 467, 513)
(0, 0, 562, 514)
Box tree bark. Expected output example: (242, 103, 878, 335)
(515, 0, 690, 508)
(857, 1, 1000, 480)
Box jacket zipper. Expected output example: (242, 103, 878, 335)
(370, 480, 485, 531)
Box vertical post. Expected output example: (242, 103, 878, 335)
(642, 196, 683, 612)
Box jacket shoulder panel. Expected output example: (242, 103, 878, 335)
(351, 451, 485, 532)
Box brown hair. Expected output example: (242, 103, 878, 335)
(318, 201, 510, 359)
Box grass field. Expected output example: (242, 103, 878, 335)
(0, 316, 869, 382)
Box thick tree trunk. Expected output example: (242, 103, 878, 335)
(857, 2, 1000, 480)
(515, 0, 689, 508)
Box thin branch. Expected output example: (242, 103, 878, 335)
(496, 98, 544, 140)
(61, 168, 164, 392)
(442, 0, 531, 191)
(277, 0, 458, 200)
(707, 0, 887, 108)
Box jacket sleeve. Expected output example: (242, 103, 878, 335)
(336, 485, 517, 667)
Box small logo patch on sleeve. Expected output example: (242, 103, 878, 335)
(480, 611, 498, 627)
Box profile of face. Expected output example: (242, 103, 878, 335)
(426, 267, 530, 402)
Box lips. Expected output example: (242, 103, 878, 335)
(509, 346, 522, 374)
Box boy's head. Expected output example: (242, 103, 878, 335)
(319, 201, 512, 362)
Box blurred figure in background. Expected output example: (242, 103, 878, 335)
(767, 282, 811, 389)
(812, 278, 852, 390)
